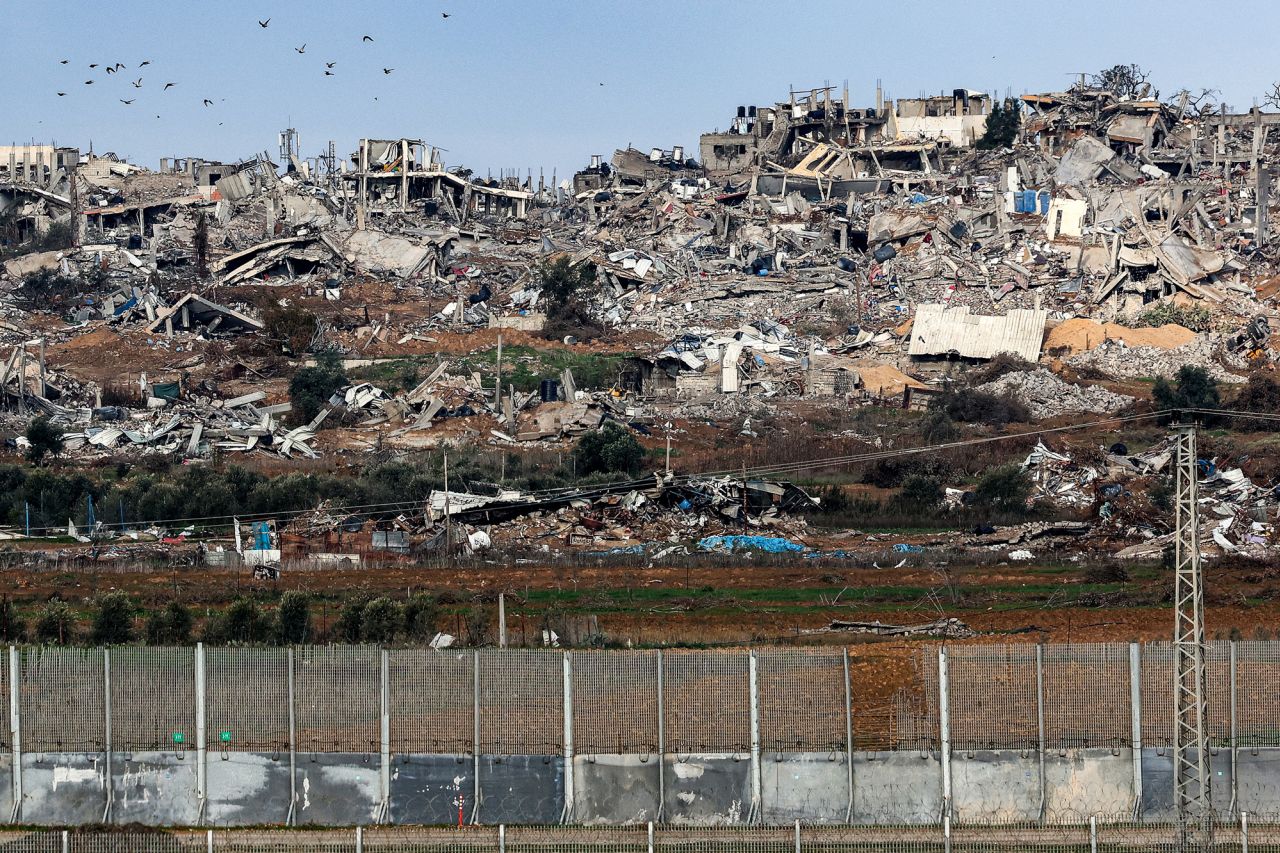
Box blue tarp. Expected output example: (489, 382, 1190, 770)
(697, 535, 806, 553)
(892, 543, 924, 553)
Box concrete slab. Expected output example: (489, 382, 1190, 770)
(389, 754, 473, 825)
(663, 755, 750, 825)
(294, 753, 381, 826)
(476, 755, 563, 825)
(206, 752, 293, 826)
(573, 754, 659, 824)
(760, 752, 848, 824)
(20, 754, 107, 825)
(952, 751, 1040, 823)
(852, 751, 941, 824)
(1234, 748, 1280, 816)
(1044, 749, 1134, 822)
(1140, 748, 1232, 820)
(0, 755, 10, 823)
(112, 752, 199, 825)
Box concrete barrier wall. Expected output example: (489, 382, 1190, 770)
(9, 642, 1280, 827)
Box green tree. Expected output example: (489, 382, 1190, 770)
(892, 475, 944, 513)
(361, 597, 402, 643)
(573, 422, 645, 478)
(1152, 365, 1220, 416)
(276, 591, 312, 644)
(538, 256, 596, 311)
(212, 598, 269, 644)
(973, 466, 1033, 514)
(334, 598, 367, 644)
(403, 594, 440, 641)
(25, 416, 64, 465)
(977, 97, 1021, 149)
(288, 351, 347, 427)
(35, 600, 76, 645)
(145, 601, 193, 644)
(90, 592, 135, 645)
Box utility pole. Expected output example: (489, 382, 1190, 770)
(443, 453, 452, 557)
(1172, 420, 1212, 852)
(664, 421, 672, 475)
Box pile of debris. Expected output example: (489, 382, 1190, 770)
(976, 368, 1133, 419)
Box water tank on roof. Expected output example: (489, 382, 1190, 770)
(672, 145, 684, 161)
(748, 105, 757, 117)
(737, 105, 747, 118)
(649, 148, 663, 162)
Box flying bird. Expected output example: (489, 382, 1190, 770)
(362, 35, 373, 42)
(442, 12, 450, 18)
(383, 67, 394, 74)
(56, 92, 66, 97)
(105, 66, 115, 74)
(258, 18, 270, 27)
(295, 43, 306, 54)
(326, 61, 336, 68)
(89, 63, 98, 68)
(115, 63, 125, 70)
(59, 59, 69, 64)
(164, 82, 175, 90)
(132, 78, 143, 88)
(84, 80, 94, 85)
(324, 70, 334, 76)
(139, 60, 151, 67)
(120, 99, 134, 105)
(203, 98, 213, 106)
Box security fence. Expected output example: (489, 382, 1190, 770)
(11, 641, 1280, 757)
(1, 821, 1280, 852)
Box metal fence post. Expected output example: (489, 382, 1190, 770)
(647, 820, 655, 853)
(206, 828, 213, 853)
(471, 650, 481, 824)
(748, 649, 762, 824)
(656, 650, 665, 822)
(794, 819, 801, 853)
(1035, 644, 1047, 823)
(843, 650, 854, 823)
(103, 646, 113, 824)
(1242, 810, 1249, 853)
(195, 643, 207, 824)
(1230, 640, 1239, 818)
(1129, 642, 1143, 820)
(1089, 814, 1097, 853)
(61, 830, 68, 853)
(9, 646, 21, 824)
(498, 823, 506, 853)
(562, 651, 575, 824)
(938, 646, 952, 826)
(355, 824, 363, 853)
(287, 647, 297, 826)
(379, 649, 391, 824)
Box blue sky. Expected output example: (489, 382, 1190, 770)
(4, 0, 1276, 177)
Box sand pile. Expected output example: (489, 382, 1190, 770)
(1044, 319, 1197, 355)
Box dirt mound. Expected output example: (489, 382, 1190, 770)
(856, 363, 924, 396)
(1044, 318, 1197, 355)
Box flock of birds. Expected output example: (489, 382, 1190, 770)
(52, 13, 454, 120)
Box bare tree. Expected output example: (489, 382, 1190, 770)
(1172, 87, 1221, 117)
(1090, 63, 1157, 100)
(1266, 82, 1280, 111)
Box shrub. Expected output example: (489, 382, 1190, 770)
(0, 597, 25, 642)
(25, 416, 64, 465)
(207, 598, 269, 644)
(18, 266, 82, 301)
(932, 388, 1030, 426)
(1126, 303, 1213, 333)
(1231, 374, 1280, 426)
(334, 598, 366, 643)
(263, 303, 319, 355)
(35, 600, 76, 645)
(1152, 365, 1220, 415)
(403, 594, 440, 641)
(90, 592, 135, 645)
(574, 422, 645, 478)
(276, 591, 312, 644)
(145, 601, 193, 644)
(288, 351, 347, 427)
(361, 597, 402, 643)
(972, 465, 1032, 514)
(891, 475, 944, 512)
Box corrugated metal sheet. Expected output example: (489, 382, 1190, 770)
(908, 304, 1047, 362)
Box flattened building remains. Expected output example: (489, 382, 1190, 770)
(2, 75, 1279, 562)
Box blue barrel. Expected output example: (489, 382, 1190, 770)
(1023, 190, 1038, 213)
(540, 379, 561, 402)
(1014, 192, 1026, 213)
(1038, 191, 1050, 215)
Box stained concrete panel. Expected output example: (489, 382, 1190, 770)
(663, 755, 750, 825)
(952, 751, 1040, 823)
(1043, 748, 1134, 822)
(389, 754, 473, 825)
(476, 755, 563, 825)
(1139, 748, 1233, 820)
(205, 752, 292, 826)
(0, 755, 10, 822)
(20, 754, 107, 825)
(573, 754, 659, 824)
(112, 752, 198, 825)
(294, 753, 381, 826)
(852, 751, 942, 824)
(760, 752, 848, 824)
(1237, 748, 1280, 815)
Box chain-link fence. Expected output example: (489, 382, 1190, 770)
(0, 823, 1277, 852)
(9, 641, 1280, 758)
